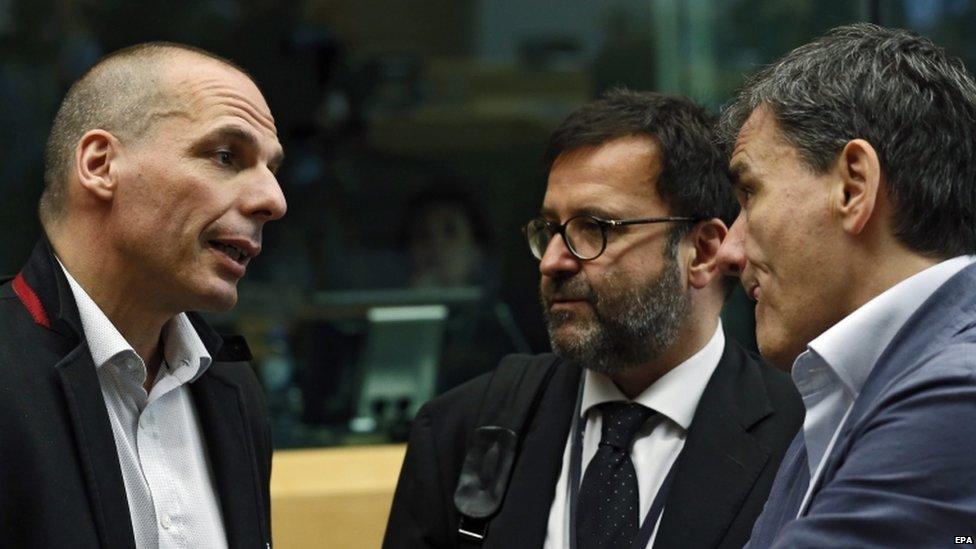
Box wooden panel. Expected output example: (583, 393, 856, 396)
(271, 445, 407, 549)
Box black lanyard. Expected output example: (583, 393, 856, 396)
(567, 378, 681, 549)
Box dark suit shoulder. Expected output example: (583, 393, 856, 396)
(416, 352, 562, 437)
(745, 347, 804, 429)
(421, 368, 493, 417)
(719, 340, 803, 433)
(656, 338, 803, 549)
(384, 353, 573, 548)
(384, 370, 493, 548)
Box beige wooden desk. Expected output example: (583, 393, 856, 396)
(271, 444, 407, 548)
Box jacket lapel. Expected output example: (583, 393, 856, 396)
(56, 345, 137, 549)
(17, 238, 136, 548)
(487, 361, 582, 548)
(190, 362, 267, 547)
(806, 262, 976, 506)
(654, 342, 773, 548)
(19, 237, 266, 547)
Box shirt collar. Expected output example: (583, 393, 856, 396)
(800, 255, 976, 397)
(162, 313, 213, 383)
(57, 259, 212, 381)
(581, 321, 725, 430)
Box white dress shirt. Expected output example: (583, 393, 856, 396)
(59, 263, 228, 549)
(792, 255, 976, 516)
(544, 322, 725, 548)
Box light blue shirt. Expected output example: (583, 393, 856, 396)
(792, 255, 976, 514)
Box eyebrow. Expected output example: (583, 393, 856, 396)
(205, 125, 285, 172)
(729, 160, 751, 186)
(538, 205, 623, 220)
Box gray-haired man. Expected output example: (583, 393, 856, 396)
(717, 23, 976, 547)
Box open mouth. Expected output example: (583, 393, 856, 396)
(209, 241, 251, 264)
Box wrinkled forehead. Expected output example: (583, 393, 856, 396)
(164, 55, 277, 137)
(729, 105, 804, 177)
(731, 106, 775, 158)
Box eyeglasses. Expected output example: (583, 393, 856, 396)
(523, 214, 699, 261)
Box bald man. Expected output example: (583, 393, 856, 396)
(0, 42, 285, 548)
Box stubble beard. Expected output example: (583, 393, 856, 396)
(540, 255, 691, 375)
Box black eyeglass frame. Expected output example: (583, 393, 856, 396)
(523, 214, 701, 261)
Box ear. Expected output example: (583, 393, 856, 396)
(74, 129, 122, 203)
(834, 139, 881, 235)
(686, 218, 728, 290)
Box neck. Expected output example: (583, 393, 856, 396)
(610, 311, 719, 399)
(841, 242, 943, 320)
(50, 229, 172, 382)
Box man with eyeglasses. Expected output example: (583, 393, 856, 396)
(385, 89, 803, 549)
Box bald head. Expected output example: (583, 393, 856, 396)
(40, 41, 254, 227)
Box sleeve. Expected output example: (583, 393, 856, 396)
(771, 351, 976, 548)
(383, 405, 457, 549)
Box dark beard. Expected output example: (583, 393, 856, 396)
(540, 256, 690, 374)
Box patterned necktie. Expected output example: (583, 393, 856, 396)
(577, 401, 654, 549)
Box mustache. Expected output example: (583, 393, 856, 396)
(541, 275, 596, 305)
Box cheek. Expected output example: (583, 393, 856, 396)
(116, 175, 223, 255)
(753, 231, 831, 364)
(747, 200, 790, 253)
(749, 194, 827, 284)
(584, 262, 622, 296)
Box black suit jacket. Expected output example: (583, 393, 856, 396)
(0, 239, 272, 548)
(384, 339, 803, 548)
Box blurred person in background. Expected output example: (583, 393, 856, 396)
(717, 23, 976, 546)
(0, 42, 285, 548)
(384, 89, 803, 549)
(401, 185, 525, 394)
(403, 186, 490, 290)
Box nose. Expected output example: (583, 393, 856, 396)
(716, 211, 747, 276)
(539, 234, 582, 278)
(243, 172, 287, 222)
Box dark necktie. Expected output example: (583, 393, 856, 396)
(577, 401, 654, 549)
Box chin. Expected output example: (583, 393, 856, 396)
(755, 320, 792, 371)
(189, 281, 239, 312)
(207, 295, 239, 312)
(758, 343, 795, 371)
(757, 328, 809, 371)
(549, 322, 597, 352)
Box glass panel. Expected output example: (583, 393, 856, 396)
(2, 0, 931, 450)
(878, 0, 976, 67)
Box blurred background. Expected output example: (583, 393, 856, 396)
(2, 0, 974, 546)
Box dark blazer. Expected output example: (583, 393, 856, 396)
(747, 262, 976, 548)
(0, 239, 272, 548)
(384, 338, 804, 549)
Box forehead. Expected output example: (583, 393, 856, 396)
(543, 135, 665, 215)
(730, 106, 802, 180)
(166, 56, 279, 142)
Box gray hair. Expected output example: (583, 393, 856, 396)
(720, 23, 976, 258)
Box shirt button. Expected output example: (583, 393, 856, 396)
(161, 514, 172, 529)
